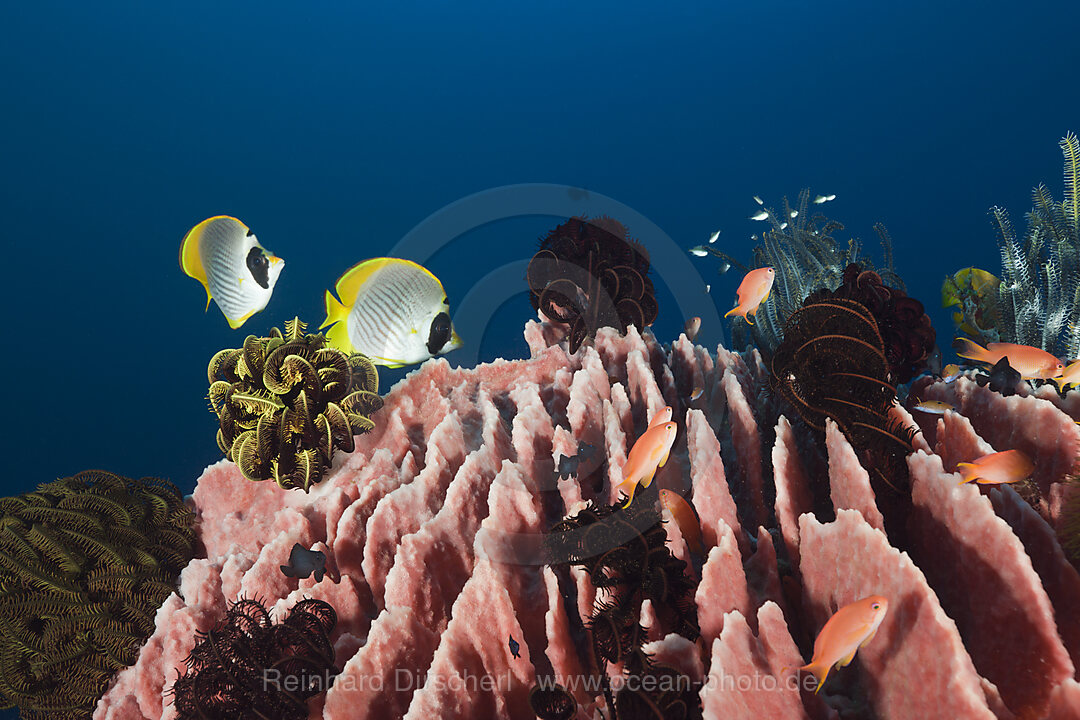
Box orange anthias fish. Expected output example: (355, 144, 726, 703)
(957, 449, 1035, 485)
(724, 267, 775, 325)
(801, 595, 889, 694)
(684, 316, 701, 342)
(649, 405, 673, 429)
(618, 420, 678, 507)
(953, 338, 1064, 380)
(658, 489, 704, 555)
(1057, 359, 1080, 391)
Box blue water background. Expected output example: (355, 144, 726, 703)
(0, 2, 1078, 713)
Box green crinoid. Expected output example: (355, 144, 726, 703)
(208, 317, 383, 491)
(0, 470, 196, 720)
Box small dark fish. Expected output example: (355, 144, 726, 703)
(280, 543, 327, 582)
(717, 261, 731, 275)
(974, 356, 1021, 397)
(554, 453, 579, 480)
(552, 441, 597, 481)
(508, 635, 521, 659)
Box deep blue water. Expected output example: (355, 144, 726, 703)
(1, 1, 1079, 716)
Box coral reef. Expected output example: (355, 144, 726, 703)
(94, 323, 1080, 720)
(169, 597, 338, 720)
(0, 470, 194, 720)
(208, 317, 383, 491)
(527, 216, 658, 353)
(992, 131, 1080, 358)
(727, 189, 903, 355)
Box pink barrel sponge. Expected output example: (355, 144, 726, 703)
(95, 323, 1080, 720)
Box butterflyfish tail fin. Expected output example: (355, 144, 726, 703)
(321, 289, 347, 329)
(324, 314, 354, 354)
(180, 221, 213, 309)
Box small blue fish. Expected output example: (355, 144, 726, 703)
(508, 635, 521, 659)
(280, 543, 327, 582)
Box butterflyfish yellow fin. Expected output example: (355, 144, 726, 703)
(324, 317, 355, 354)
(658, 447, 671, 468)
(226, 308, 257, 330)
(180, 219, 212, 308)
(838, 647, 859, 667)
(321, 289, 348, 330)
(640, 466, 657, 489)
(724, 306, 740, 319)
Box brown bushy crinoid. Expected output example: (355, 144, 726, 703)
(539, 500, 701, 718)
(0, 470, 196, 720)
(770, 297, 918, 495)
(804, 263, 936, 384)
(208, 317, 383, 491)
(170, 597, 338, 720)
(527, 216, 659, 353)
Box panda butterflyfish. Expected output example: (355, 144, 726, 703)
(180, 216, 284, 328)
(321, 257, 463, 368)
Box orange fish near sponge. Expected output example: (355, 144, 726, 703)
(953, 338, 1064, 380)
(658, 489, 704, 555)
(724, 267, 775, 325)
(801, 595, 889, 694)
(957, 449, 1034, 485)
(617, 418, 678, 507)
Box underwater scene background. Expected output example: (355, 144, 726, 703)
(3, 1, 1080, 719)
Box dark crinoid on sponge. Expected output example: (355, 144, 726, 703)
(527, 216, 659, 353)
(537, 500, 701, 719)
(804, 262, 936, 384)
(170, 597, 339, 720)
(0, 470, 195, 720)
(208, 317, 383, 491)
(770, 297, 919, 499)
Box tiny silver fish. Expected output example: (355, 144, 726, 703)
(689, 245, 709, 257)
(708, 230, 721, 244)
(750, 210, 768, 221)
(717, 261, 731, 275)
